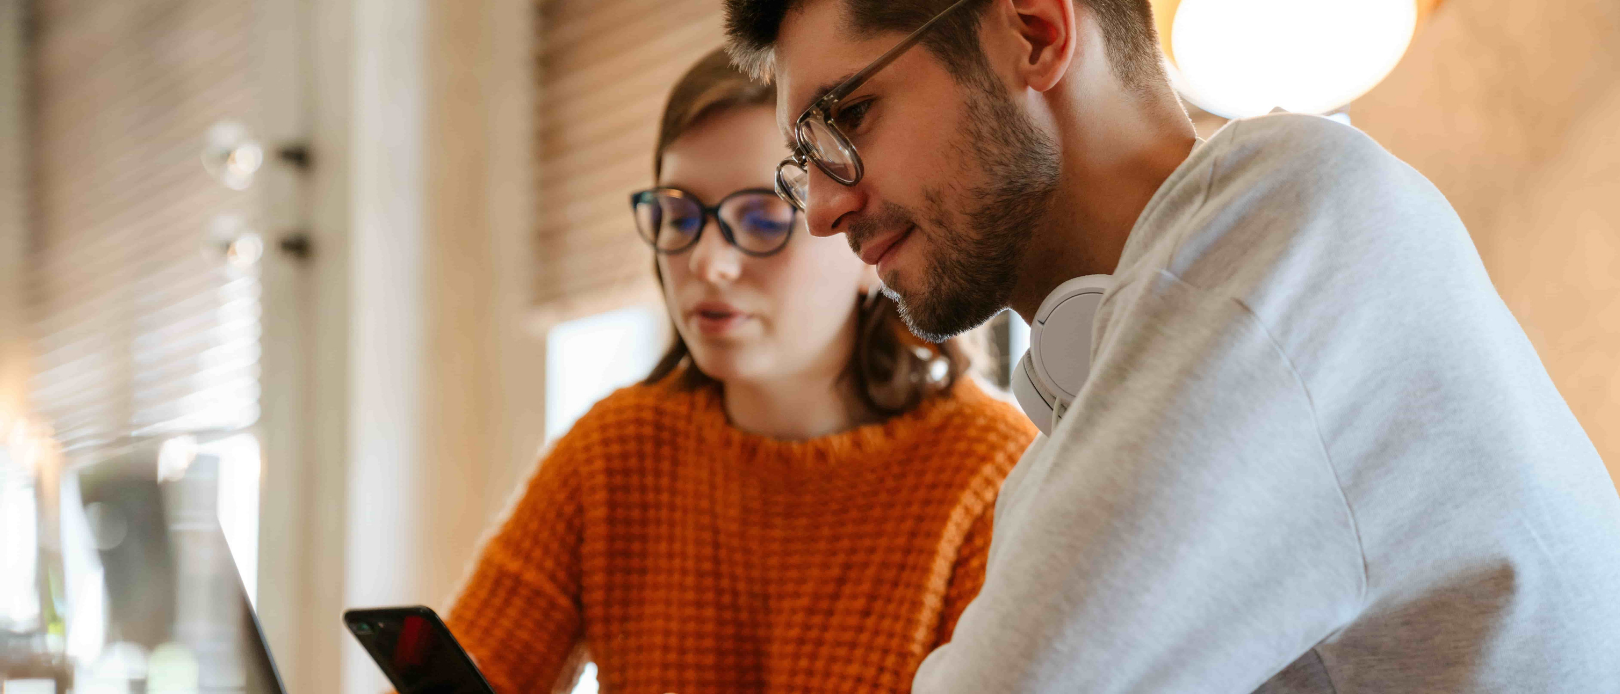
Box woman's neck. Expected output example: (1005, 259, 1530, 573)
(722, 370, 881, 441)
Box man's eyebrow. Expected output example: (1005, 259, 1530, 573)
(809, 71, 859, 105)
(792, 70, 860, 119)
(781, 69, 862, 150)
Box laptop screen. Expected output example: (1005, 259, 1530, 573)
(72, 449, 287, 694)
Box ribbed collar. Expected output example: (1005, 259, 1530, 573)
(681, 378, 987, 466)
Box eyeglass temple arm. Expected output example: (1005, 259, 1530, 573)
(819, 0, 981, 105)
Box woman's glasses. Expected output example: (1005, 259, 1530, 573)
(775, 0, 980, 211)
(630, 187, 798, 257)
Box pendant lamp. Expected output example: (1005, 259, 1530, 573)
(1149, 0, 1443, 118)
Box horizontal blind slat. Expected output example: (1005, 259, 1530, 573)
(29, 0, 263, 452)
(535, 0, 725, 308)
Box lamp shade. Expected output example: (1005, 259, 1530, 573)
(1150, 0, 1440, 118)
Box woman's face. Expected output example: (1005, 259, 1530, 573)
(658, 104, 873, 386)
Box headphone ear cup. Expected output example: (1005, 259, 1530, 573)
(1016, 274, 1114, 435)
(1012, 353, 1056, 436)
(1034, 291, 1104, 402)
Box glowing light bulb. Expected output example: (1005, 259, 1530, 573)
(224, 143, 264, 183)
(1161, 0, 1418, 118)
(225, 233, 265, 269)
(202, 121, 263, 190)
(205, 215, 263, 269)
(158, 435, 199, 482)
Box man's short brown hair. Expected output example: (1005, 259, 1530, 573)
(723, 0, 1165, 92)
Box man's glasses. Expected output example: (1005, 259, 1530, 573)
(775, 0, 980, 211)
(630, 187, 798, 257)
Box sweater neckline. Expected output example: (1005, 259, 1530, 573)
(687, 378, 981, 463)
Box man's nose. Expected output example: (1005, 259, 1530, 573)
(804, 164, 865, 238)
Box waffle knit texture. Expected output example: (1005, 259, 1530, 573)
(444, 375, 1036, 694)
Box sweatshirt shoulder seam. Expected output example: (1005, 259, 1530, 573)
(1222, 283, 1371, 611)
(1150, 267, 1370, 615)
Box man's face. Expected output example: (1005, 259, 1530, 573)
(774, 0, 1061, 341)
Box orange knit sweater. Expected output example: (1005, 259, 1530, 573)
(445, 376, 1036, 693)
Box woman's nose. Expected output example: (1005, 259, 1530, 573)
(687, 218, 741, 283)
(804, 164, 865, 239)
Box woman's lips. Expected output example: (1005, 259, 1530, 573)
(690, 303, 750, 336)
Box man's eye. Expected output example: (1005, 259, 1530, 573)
(833, 100, 873, 132)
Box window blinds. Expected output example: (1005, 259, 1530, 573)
(535, 0, 725, 312)
(28, 0, 263, 454)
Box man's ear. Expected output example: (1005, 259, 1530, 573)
(993, 0, 1076, 93)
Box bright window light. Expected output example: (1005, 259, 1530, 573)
(570, 663, 600, 694)
(0, 453, 40, 630)
(1166, 0, 1417, 117)
(204, 433, 261, 605)
(545, 306, 670, 443)
(1007, 311, 1031, 367)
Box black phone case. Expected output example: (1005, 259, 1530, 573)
(343, 605, 497, 694)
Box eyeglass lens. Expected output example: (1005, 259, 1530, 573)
(719, 194, 795, 253)
(633, 191, 795, 255)
(777, 163, 810, 210)
(798, 118, 859, 183)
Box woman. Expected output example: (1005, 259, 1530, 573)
(443, 48, 1036, 693)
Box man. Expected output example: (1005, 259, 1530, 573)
(722, 0, 1620, 691)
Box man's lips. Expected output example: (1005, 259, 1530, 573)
(857, 226, 914, 268)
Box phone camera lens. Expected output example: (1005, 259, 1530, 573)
(354, 622, 374, 635)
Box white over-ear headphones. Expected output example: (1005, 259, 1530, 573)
(1011, 274, 1114, 435)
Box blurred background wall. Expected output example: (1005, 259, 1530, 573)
(1351, 0, 1620, 479)
(0, 1, 1614, 693)
(3, 1, 546, 692)
(532, 0, 721, 325)
(1, 0, 27, 419)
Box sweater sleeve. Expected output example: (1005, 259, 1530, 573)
(934, 506, 993, 646)
(445, 440, 588, 694)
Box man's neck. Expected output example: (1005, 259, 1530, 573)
(1008, 78, 1197, 323)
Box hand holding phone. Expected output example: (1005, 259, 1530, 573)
(344, 605, 496, 694)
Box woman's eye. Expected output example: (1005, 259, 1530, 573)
(743, 211, 790, 235)
(670, 214, 703, 234)
(833, 100, 873, 132)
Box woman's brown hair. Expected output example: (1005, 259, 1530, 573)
(642, 47, 970, 416)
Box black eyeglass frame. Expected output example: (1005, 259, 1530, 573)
(775, 0, 981, 210)
(629, 186, 799, 257)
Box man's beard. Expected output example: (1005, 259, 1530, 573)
(856, 77, 1061, 342)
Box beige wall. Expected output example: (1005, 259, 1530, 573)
(420, 0, 547, 609)
(1352, 0, 1620, 485)
(0, 0, 26, 418)
(232, 3, 543, 693)
(337, 1, 544, 693)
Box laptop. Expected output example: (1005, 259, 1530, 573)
(70, 446, 288, 694)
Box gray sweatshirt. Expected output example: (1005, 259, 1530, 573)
(913, 114, 1620, 693)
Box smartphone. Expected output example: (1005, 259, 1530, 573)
(343, 605, 497, 694)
